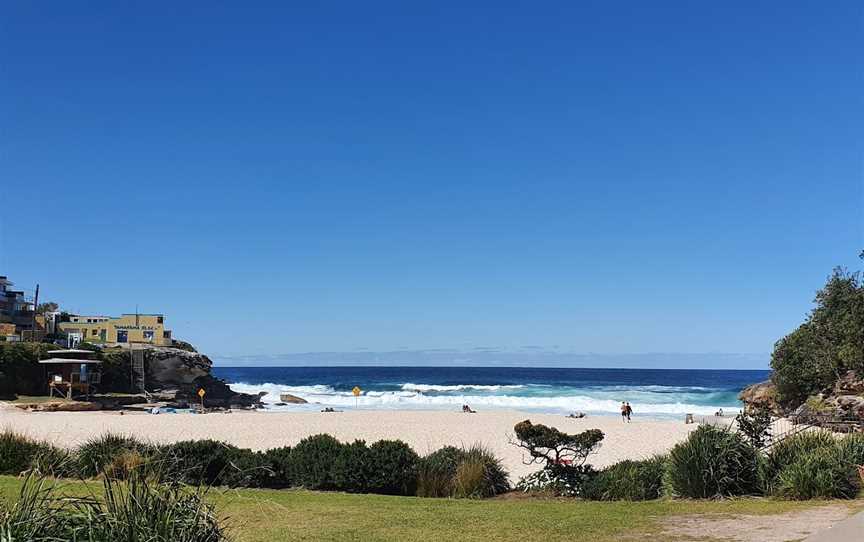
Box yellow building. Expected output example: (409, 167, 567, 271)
(58, 314, 173, 346)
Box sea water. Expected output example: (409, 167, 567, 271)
(214, 366, 768, 419)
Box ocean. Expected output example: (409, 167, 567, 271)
(215, 366, 769, 419)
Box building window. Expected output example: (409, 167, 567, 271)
(117, 330, 128, 343)
(143, 330, 154, 341)
(157, 316, 163, 324)
(92, 329, 98, 336)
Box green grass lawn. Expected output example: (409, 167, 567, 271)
(0, 476, 857, 542)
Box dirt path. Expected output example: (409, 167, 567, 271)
(658, 504, 859, 542)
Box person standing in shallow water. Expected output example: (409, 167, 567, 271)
(625, 402, 633, 422)
(620, 401, 627, 422)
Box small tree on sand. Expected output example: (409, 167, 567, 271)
(735, 406, 773, 449)
(511, 420, 604, 496)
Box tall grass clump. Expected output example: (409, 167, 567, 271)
(1, 470, 228, 541)
(774, 445, 860, 499)
(81, 468, 227, 541)
(665, 425, 761, 498)
(76, 433, 152, 478)
(0, 429, 72, 477)
(587, 455, 666, 501)
(453, 444, 510, 498)
(0, 473, 69, 541)
(763, 430, 836, 492)
(838, 432, 864, 467)
(417, 446, 462, 497)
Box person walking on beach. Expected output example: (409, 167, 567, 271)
(625, 402, 633, 423)
(620, 401, 627, 422)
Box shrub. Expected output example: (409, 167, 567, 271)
(735, 406, 773, 448)
(417, 446, 463, 497)
(290, 434, 344, 490)
(76, 433, 152, 478)
(333, 440, 374, 493)
(764, 430, 836, 492)
(775, 446, 860, 499)
(158, 439, 243, 486)
(365, 440, 419, 495)
(515, 465, 596, 497)
(587, 455, 667, 501)
(453, 458, 487, 498)
(665, 425, 761, 498)
(259, 446, 293, 488)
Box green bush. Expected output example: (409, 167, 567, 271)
(158, 439, 243, 486)
(417, 446, 463, 497)
(333, 440, 374, 493)
(587, 456, 667, 501)
(515, 465, 596, 497)
(77, 434, 152, 478)
(259, 446, 293, 488)
(775, 445, 860, 499)
(290, 434, 344, 490)
(365, 440, 419, 495)
(763, 430, 836, 492)
(665, 425, 761, 498)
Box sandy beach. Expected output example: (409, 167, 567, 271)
(0, 406, 698, 480)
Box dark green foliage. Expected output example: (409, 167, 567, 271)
(512, 419, 604, 467)
(158, 439, 244, 486)
(76, 433, 152, 478)
(259, 446, 293, 488)
(763, 431, 836, 492)
(333, 440, 375, 493)
(665, 425, 761, 498)
(838, 432, 864, 466)
(516, 465, 597, 497)
(771, 267, 864, 407)
(417, 446, 463, 497)
(775, 445, 860, 499)
(587, 456, 667, 501)
(0, 430, 44, 475)
(736, 406, 773, 448)
(290, 434, 344, 490)
(0, 343, 59, 398)
(365, 440, 419, 495)
(0, 471, 228, 542)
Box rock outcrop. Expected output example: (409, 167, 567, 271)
(738, 380, 782, 415)
(279, 393, 307, 404)
(740, 371, 864, 422)
(143, 346, 261, 409)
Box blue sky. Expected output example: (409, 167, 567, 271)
(1, 2, 861, 367)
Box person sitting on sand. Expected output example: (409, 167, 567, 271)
(462, 404, 476, 413)
(566, 412, 585, 419)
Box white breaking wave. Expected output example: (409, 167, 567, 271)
(228, 382, 731, 417)
(400, 383, 525, 392)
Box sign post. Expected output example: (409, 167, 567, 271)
(352, 386, 361, 408)
(197, 388, 206, 412)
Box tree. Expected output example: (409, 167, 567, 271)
(512, 420, 604, 467)
(771, 266, 864, 407)
(735, 406, 773, 448)
(35, 302, 59, 315)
